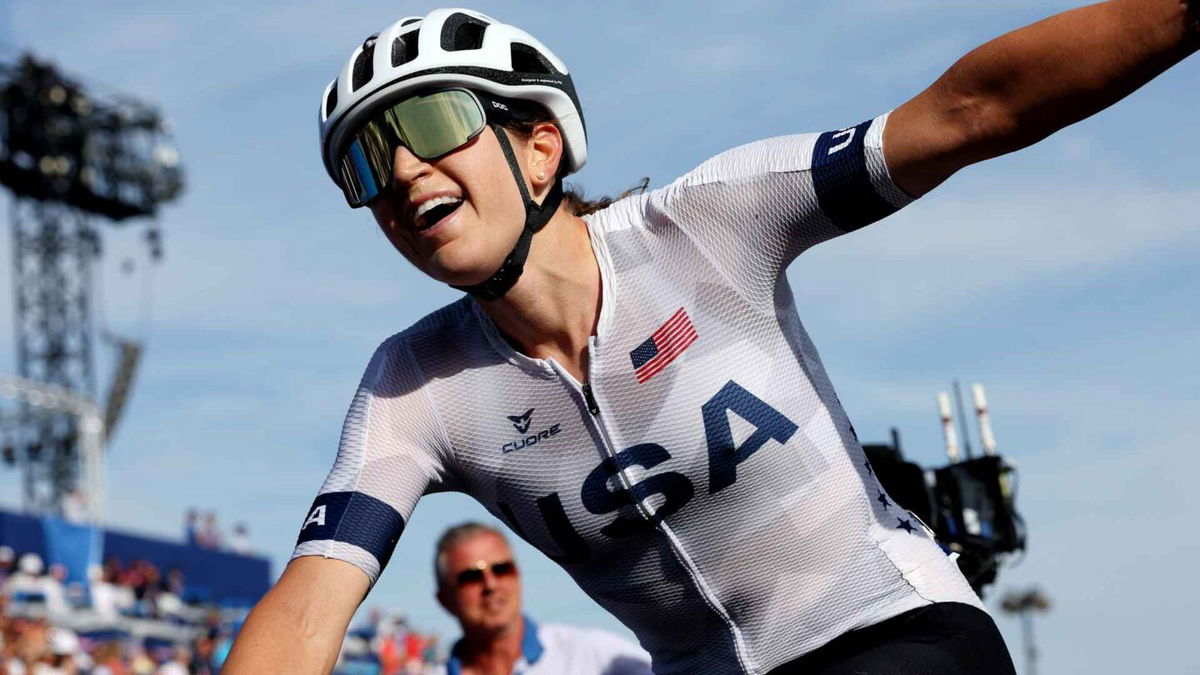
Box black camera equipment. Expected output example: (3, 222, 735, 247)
(862, 384, 1026, 597)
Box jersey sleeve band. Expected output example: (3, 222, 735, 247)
(811, 118, 902, 233)
(295, 490, 406, 574)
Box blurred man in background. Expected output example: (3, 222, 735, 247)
(434, 523, 651, 675)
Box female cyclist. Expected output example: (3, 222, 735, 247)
(226, 4, 1198, 673)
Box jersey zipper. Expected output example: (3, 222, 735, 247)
(581, 382, 600, 415)
(574, 377, 649, 523)
(551, 348, 757, 672)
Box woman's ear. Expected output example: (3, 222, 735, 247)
(527, 122, 563, 195)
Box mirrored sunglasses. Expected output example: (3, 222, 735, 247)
(454, 559, 518, 588)
(336, 88, 490, 208)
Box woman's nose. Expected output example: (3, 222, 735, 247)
(392, 144, 432, 187)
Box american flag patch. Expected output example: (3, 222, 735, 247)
(629, 308, 698, 383)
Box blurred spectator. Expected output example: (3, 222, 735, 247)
(128, 645, 156, 675)
(0, 546, 16, 585)
(89, 561, 127, 620)
(0, 554, 70, 623)
(434, 522, 651, 674)
(1, 595, 16, 671)
(229, 522, 251, 555)
(375, 618, 405, 675)
(102, 557, 122, 584)
(422, 635, 439, 666)
(51, 562, 87, 610)
(340, 608, 441, 675)
(42, 563, 70, 617)
(131, 560, 162, 617)
(91, 641, 128, 675)
(5, 615, 49, 673)
(183, 510, 199, 547)
(15, 553, 42, 580)
(47, 564, 67, 583)
(61, 488, 88, 525)
(45, 625, 82, 674)
(5, 553, 46, 603)
(358, 607, 384, 641)
(163, 567, 184, 598)
(403, 627, 425, 675)
(210, 626, 234, 671)
(190, 627, 218, 675)
(154, 645, 190, 675)
(196, 512, 220, 550)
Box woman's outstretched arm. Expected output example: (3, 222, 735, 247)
(223, 556, 370, 674)
(886, 0, 1199, 196)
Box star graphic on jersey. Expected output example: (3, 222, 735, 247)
(897, 518, 915, 534)
(877, 491, 890, 509)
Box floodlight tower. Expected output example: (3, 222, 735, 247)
(1001, 587, 1051, 675)
(0, 53, 183, 515)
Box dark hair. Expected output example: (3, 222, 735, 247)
(496, 98, 650, 216)
(555, 176, 648, 216)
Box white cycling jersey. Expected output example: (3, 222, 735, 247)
(293, 113, 983, 674)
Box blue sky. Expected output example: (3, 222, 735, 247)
(1, 1, 1198, 672)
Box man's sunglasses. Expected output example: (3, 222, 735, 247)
(453, 559, 518, 588)
(335, 87, 516, 208)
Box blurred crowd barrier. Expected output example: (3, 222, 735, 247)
(1, 508, 444, 673)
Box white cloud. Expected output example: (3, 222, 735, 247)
(788, 184, 1200, 337)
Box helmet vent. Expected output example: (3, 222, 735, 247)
(392, 30, 420, 67)
(325, 81, 338, 118)
(442, 12, 489, 51)
(401, 18, 421, 27)
(510, 43, 557, 75)
(351, 37, 377, 91)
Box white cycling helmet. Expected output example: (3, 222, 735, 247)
(318, 8, 587, 185)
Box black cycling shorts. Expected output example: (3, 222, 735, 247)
(768, 602, 1016, 675)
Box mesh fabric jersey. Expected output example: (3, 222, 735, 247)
(293, 113, 982, 674)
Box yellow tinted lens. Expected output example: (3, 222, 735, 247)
(391, 89, 485, 159)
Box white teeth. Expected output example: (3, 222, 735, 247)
(413, 195, 463, 224)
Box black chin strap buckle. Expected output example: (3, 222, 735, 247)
(453, 124, 565, 301)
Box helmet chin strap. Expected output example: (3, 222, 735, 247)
(452, 123, 564, 302)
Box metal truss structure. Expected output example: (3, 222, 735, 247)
(1, 53, 182, 516)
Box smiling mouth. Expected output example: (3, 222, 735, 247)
(413, 197, 464, 231)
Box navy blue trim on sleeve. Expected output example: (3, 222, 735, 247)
(812, 119, 899, 232)
(296, 491, 405, 570)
